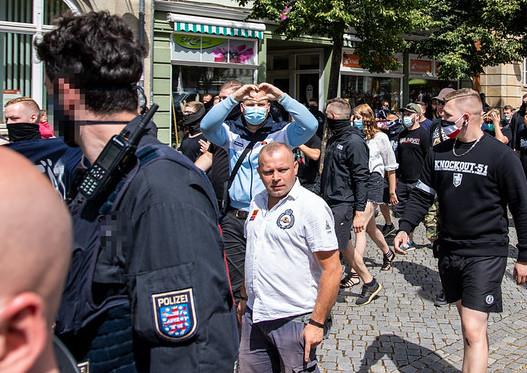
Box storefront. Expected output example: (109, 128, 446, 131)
(162, 13, 265, 143)
(407, 54, 458, 103)
(339, 50, 404, 111)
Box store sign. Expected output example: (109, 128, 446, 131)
(172, 33, 256, 66)
(410, 59, 432, 74)
(342, 53, 361, 68)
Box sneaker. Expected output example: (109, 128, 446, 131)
(399, 240, 416, 252)
(381, 249, 395, 271)
(381, 223, 396, 237)
(434, 291, 448, 307)
(340, 271, 360, 289)
(356, 281, 383, 305)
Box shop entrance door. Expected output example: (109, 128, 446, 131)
(296, 73, 319, 105)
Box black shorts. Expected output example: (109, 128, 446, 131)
(394, 180, 417, 217)
(438, 254, 507, 313)
(330, 204, 354, 251)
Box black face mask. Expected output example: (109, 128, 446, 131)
(181, 106, 206, 135)
(226, 104, 242, 121)
(7, 123, 41, 142)
(327, 118, 350, 132)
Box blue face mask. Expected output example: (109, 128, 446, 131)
(243, 106, 268, 126)
(353, 119, 364, 130)
(482, 122, 495, 132)
(403, 116, 413, 128)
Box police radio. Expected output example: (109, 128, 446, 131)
(78, 104, 159, 202)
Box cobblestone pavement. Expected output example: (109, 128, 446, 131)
(318, 218, 527, 372)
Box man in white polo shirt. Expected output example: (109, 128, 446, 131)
(239, 142, 341, 373)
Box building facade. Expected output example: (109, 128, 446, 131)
(1, 0, 526, 144)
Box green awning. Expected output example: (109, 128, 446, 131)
(169, 14, 265, 40)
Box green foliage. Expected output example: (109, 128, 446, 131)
(241, 0, 432, 73)
(413, 0, 527, 79)
(240, 0, 527, 81)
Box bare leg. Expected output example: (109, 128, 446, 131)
(365, 202, 390, 255)
(343, 204, 375, 284)
(380, 204, 392, 225)
(456, 301, 489, 373)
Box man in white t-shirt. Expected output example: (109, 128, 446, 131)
(239, 142, 341, 373)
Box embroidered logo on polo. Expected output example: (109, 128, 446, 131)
(453, 173, 463, 187)
(249, 209, 259, 221)
(276, 209, 295, 229)
(152, 288, 197, 341)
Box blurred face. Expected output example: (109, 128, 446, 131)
(202, 94, 212, 104)
(435, 100, 445, 116)
(504, 108, 513, 118)
(258, 148, 298, 202)
(4, 103, 38, 124)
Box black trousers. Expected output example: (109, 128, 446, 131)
(221, 211, 247, 302)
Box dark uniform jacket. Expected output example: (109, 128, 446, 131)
(58, 117, 238, 372)
(320, 126, 370, 210)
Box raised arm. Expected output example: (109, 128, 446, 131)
(258, 83, 317, 147)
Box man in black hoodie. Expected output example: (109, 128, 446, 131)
(394, 88, 527, 373)
(320, 98, 376, 305)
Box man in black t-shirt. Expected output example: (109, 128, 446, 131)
(395, 103, 430, 248)
(178, 101, 206, 162)
(395, 88, 527, 373)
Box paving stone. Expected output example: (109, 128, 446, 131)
(317, 217, 527, 372)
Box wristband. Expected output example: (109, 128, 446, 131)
(308, 319, 325, 329)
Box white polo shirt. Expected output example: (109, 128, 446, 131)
(244, 179, 339, 323)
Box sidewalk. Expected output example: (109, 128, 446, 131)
(318, 219, 527, 372)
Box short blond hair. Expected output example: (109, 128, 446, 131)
(258, 142, 293, 166)
(444, 89, 482, 115)
(184, 101, 204, 113)
(5, 96, 40, 113)
(326, 98, 351, 119)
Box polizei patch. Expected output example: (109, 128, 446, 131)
(152, 288, 197, 341)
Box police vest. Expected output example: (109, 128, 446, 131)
(54, 144, 216, 363)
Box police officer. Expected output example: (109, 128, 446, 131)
(36, 11, 238, 372)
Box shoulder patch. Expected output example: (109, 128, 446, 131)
(277, 209, 295, 229)
(152, 288, 197, 341)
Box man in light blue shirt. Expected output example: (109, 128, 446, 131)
(201, 82, 317, 303)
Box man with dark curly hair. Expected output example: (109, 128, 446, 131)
(35, 11, 238, 373)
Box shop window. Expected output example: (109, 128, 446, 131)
(272, 55, 289, 70)
(44, 0, 70, 25)
(1, 32, 33, 103)
(296, 54, 319, 70)
(172, 34, 257, 66)
(341, 75, 401, 111)
(1, 0, 33, 23)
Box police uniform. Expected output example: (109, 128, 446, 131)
(56, 117, 238, 372)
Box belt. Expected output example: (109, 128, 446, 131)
(228, 208, 249, 220)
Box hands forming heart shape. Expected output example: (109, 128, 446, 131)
(232, 83, 285, 103)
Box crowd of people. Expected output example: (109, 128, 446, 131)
(1, 10, 527, 373)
